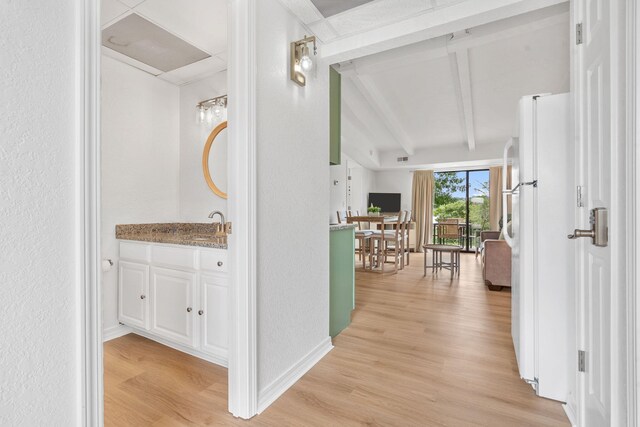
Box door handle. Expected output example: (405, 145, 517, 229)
(568, 207, 608, 247)
(568, 229, 595, 239)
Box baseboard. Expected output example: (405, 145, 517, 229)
(562, 402, 577, 427)
(102, 324, 132, 342)
(129, 328, 228, 368)
(257, 337, 333, 414)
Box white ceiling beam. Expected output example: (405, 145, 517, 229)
(322, 0, 569, 64)
(452, 49, 476, 151)
(340, 2, 568, 76)
(446, 4, 568, 52)
(345, 72, 415, 156)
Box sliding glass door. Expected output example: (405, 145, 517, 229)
(433, 169, 490, 252)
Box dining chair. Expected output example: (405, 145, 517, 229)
(336, 210, 347, 224)
(346, 215, 373, 270)
(369, 211, 405, 274)
(354, 228, 373, 269)
(438, 218, 460, 244)
(402, 210, 412, 267)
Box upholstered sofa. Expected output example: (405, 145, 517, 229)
(480, 231, 512, 291)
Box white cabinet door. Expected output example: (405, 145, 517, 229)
(118, 261, 149, 330)
(150, 267, 196, 347)
(200, 274, 228, 358)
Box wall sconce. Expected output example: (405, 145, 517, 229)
(196, 94, 227, 125)
(290, 35, 317, 87)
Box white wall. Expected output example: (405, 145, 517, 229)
(255, 0, 330, 398)
(348, 158, 376, 215)
(101, 55, 181, 335)
(372, 170, 414, 212)
(179, 71, 228, 221)
(329, 154, 377, 222)
(0, 2, 79, 424)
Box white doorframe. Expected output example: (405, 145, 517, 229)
(79, 0, 259, 422)
(226, 0, 259, 419)
(628, 1, 639, 424)
(624, 0, 638, 423)
(77, 0, 102, 425)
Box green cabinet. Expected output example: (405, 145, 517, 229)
(330, 226, 355, 337)
(329, 67, 341, 165)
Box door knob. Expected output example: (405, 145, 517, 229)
(568, 207, 608, 247)
(568, 229, 595, 239)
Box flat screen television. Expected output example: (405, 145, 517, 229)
(368, 193, 401, 213)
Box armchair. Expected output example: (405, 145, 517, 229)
(480, 231, 512, 291)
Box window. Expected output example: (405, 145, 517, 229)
(433, 170, 490, 252)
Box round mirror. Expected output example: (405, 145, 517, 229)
(202, 121, 228, 199)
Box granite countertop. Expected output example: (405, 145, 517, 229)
(116, 223, 227, 249)
(330, 223, 357, 231)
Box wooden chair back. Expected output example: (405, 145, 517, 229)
(393, 211, 405, 240)
(439, 218, 460, 239)
(402, 210, 411, 234)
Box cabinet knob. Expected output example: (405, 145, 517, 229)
(187, 307, 192, 313)
(140, 295, 146, 300)
(217, 261, 223, 267)
(198, 310, 204, 316)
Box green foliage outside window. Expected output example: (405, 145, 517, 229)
(434, 172, 466, 206)
(433, 173, 490, 231)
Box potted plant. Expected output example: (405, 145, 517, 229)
(367, 205, 382, 216)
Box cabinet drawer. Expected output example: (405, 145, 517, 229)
(120, 242, 150, 262)
(151, 245, 197, 270)
(200, 249, 228, 273)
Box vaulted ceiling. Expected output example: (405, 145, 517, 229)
(334, 3, 570, 170)
(279, 0, 466, 43)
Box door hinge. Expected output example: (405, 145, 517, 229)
(578, 350, 586, 372)
(576, 185, 584, 207)
(524, 377, 539, 392)
(576, 23, 583, 45)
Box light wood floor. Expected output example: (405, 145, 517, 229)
(105, 253, 568, 426)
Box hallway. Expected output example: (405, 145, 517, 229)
(105, 253, 568, 426)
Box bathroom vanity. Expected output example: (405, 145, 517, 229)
(115, 223, 228, 367)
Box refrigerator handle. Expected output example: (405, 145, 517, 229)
(502, 138, 515, 248)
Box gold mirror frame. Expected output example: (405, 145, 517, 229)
(202, 121, 228, 199)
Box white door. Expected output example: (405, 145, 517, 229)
(200, 274, 228, 358)
(574, 0, 612, 424)
(150, 267, 196, 347)
(118, 261, 149, 330)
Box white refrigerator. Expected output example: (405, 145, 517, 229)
(502, 93, 572, 402)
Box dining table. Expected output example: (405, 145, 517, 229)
(346, 215, 400, 230)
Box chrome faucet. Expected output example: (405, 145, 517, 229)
(208, 210, 225, 225)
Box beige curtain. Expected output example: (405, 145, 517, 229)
(489, 166, 512, 231)
(411, 170, 434, 253)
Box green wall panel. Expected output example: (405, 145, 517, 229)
(330, 227, 355, 337)
(329, 67, 341, 165)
